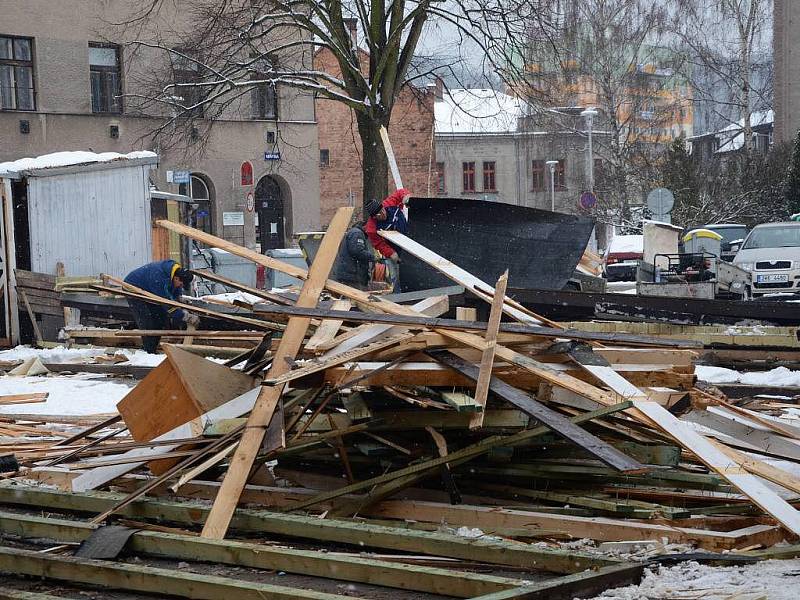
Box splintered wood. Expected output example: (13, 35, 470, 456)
(6, 214, 800, 599)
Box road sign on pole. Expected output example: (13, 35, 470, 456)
(646, 187, 675, 224)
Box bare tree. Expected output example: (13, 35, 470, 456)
(673, 0, 772, 150)
(519, 0, 688, 232)
(113, 0, 534, 211)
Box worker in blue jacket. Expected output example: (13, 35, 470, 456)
(123, 260, 199, 353)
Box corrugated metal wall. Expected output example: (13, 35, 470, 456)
(26, 165, 152, 276)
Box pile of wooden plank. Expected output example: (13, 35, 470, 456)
(4, 209, 800, 598)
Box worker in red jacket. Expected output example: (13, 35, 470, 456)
(365, 189, 411, 289)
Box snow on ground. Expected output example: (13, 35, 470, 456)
(0, 346, 165, 367)
(589, 559, 800, 600)
(697, 365, 800, 387)
(0, 373, 132, 416)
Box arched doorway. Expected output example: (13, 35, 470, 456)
(179, 174, 214, 235)
(255, 175, 285, 252)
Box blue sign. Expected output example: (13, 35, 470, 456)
(579, 191, 597, 210)
(173, 170, 191, 184)
(264, 151, 281, 161)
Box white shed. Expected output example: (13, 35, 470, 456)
(0, 151, 158, 276)
(0, 150, 159, 344)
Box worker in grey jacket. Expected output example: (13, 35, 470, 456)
(332, 208, 378, 290)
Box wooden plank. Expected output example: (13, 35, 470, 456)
(633, 400, 800, 536)
(17, 290, 42, 345)
(305, 299, 351, 351)
(429, 351, 646, 474)
(70, 388, 260, 492)
(0, 545, 348, 600)
(201, 206, 353, 540)
(472, 270, 507, 428)
(190, 268, 294, 306)
(0, 393, 47, 405)
(0, 511, 518, 598)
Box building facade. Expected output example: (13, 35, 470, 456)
(435, 89, 605, 214)
(314, 39, 435, 224)
(0, 0, 320, 255)
(774, 0, 800, 143)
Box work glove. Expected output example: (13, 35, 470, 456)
(390, 252, 400, 263)
(183, 312, 201, 328)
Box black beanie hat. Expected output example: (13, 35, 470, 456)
(365, 199, 383, 217)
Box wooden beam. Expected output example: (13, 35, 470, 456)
(0, 486, 614, 573)
(0, 545, 349, 600)
(428, 351, 646, 474)
(472, 271, 507, 428)
(92, 283, 279, 331)
(201, 206, 353, 540)
(0, 511, 519, 598)
(633, 400, 800, 537)
(305, 299, 351, 351)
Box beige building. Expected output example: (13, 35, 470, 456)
(0, 1, 320, 253)
(774, 0, 800, 144)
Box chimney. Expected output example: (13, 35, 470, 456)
(343, 18, 358, 47)
(434, 76, 444, 100)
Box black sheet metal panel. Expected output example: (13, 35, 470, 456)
(399, 197, 595, 292)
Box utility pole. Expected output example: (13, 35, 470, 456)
(580, 107, 598, 193)
(546, 160, 559, 212)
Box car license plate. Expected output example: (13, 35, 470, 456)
(756, 274, 789, 283)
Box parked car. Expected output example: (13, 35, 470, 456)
(733, 222, 800, 297)
(603, 235, 643, 282)
(702, 223, 749, 261)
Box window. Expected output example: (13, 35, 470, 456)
(554, 160, 566, 191)
(0, 36, 35, 111)
(462, 161, 475, 192)
(172, 50, 204, 117)
(531, 160, 545, 192)
(319, 149, 330, 167)
(251, 80, 277, 119)
(250, 57, 278, 120)
(179, 174, 213, 235)
(436, 162, 446, 194)
(482, 161, 496, 192)
(89, 43, 122, 114)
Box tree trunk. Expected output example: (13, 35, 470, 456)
(357, 113, 390, 218)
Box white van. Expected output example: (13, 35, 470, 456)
(733, 222, 800, 297)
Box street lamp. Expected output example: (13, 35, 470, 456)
(580, 107, 598, 193)
(546, 160, 559, 212)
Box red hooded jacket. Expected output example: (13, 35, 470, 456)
(366, 188, 410, 258)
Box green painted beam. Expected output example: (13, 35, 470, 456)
(0, 510, 517, 598)
(0, 485, 615, 574)
(0, 545, 349, 600)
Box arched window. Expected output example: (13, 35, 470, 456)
(179, 174, 213, 234)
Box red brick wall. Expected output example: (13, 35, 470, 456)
(314, 48, 435, 225)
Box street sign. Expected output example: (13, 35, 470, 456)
(173, 170, 191, 184)
(646, 187, 675, 223)
(264, 151, 281, 161)
(579, 191, 597, 210)
(246, 192, 255, 213)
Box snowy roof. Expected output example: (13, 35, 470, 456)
(690, 110, 775, 154)
(435, 88, 526, 134)
(0, 150, 158, 178)
(607, 234, 644, 254)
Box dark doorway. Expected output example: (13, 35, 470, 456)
(256, 176, 285, 252)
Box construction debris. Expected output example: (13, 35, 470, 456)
(3, 211, 800, 598)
